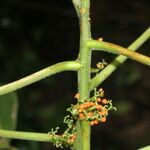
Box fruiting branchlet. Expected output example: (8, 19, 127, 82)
(48, 88, 116, 148)
(48, 115, 76, 148)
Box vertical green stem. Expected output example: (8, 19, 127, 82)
(74, 0, 91, 150)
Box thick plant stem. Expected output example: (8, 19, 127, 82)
(74, 0, 91, 150)
(0, 130, 52, 142)
(0, 61, 82, 96)
(87, 40, 150, 66)
(90, 27, 150, 90)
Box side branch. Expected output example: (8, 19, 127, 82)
(87, 40, 150, 66)
(0, 129, 51, 142)
(90, 27, 150, 90)
(0, 61, 82, 96)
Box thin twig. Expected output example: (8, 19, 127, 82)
(90, 27, 150, 90)
(0, 61, 82, 96)
(0, 129, 52, 142)
(87, 40, 150, 66)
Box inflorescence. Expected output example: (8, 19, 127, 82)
(48, 88, 116, 148)
(69, 88, 116, 126)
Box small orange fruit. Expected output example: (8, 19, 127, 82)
(99, 110, 108, 116)
(71, 134, 76, 140)
(101, 117, 106, 122)
(102, 99, 108, 104)
(97, 97, 101, 102)
(90, 121, 94, 126)
(95, 105, 102, 110)
(70, 138, 75, 143)
(89, 102, 95, 107)
(79, 113, 84, 119)
(79, 104, 85, 109)
(93, 120, 99, 125)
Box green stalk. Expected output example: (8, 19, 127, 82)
(0, 61, 82, 96)
(74, 0, 91, 150)
(90, 27, 150, 90)
(87, 40, 150, 66)
(0, 130, 52, 142)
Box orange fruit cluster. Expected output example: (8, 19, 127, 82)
(73, 88, 116, 126)
(78, 98, 108, 125)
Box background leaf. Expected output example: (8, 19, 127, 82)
(0, 92, 18, 130)
(0, 92, 18, 149)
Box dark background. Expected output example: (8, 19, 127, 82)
(0, 0, 150, 149)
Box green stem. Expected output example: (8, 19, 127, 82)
(74, 0, 91, 150)
(0, 130, 52, 142)
(90, 27, 150, 90)
(87, 40, 150, 66)
(0, 61, 82, 96)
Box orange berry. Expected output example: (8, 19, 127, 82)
(101, 117, 106, 122)
(99, 110, 108, 116)
(86, 102, 91, 107)
(90, 121, 94, 126)
(82, 102, 94, 108)
(102, 99, 108, 104)
(70, 138, 75, 143)
(71, 134, 76, 140)
(93, 120, 99, 125)
(74, 93, 80, 100)
(97, 97, 101, 102)
(95, 105, 102, 110)
(83, 103, 88, 108)
(89, 102, 95, 107)
(79, 104, 86, 109)
(79, 113, 84, 119)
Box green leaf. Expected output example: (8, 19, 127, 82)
(0, 92, 18, 130)
(0, 92, 18, 148)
